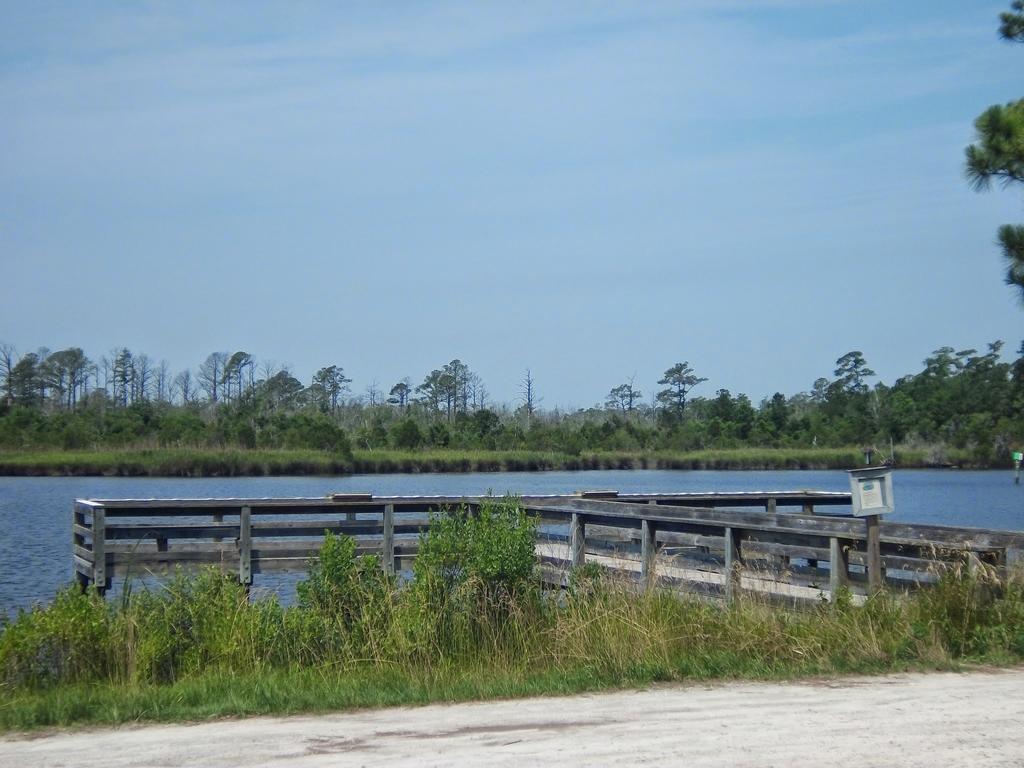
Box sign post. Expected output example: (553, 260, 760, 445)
(847, 467, 895, 594)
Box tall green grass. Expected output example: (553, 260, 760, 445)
(0, 445, 978, 477)
(2, 499, 1022, 730)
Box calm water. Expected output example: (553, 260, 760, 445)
(1, 469, 1021, 614)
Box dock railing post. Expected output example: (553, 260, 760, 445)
(570, 513, 586, 568)
(382, 504, 395, 574)
(238, 505, 252, 588)
(72, 502, 88, 591)
(724, 526, 743, 603)
(865, 514, 883, 594)
(829, 537, 849, 598)
(92, 506, 107, 595)
(641, 519, 657, 591)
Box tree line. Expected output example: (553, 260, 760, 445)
(1, 341, 1022, 463)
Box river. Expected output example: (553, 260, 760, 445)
(1, 469, 1021, 614)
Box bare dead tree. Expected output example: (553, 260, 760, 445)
(174, 369, 195, 404)
(198, 352, 228, 403)
(155, 360, 172, 402)
(520, 368, 537, 423)
(365, 380, 381, 407)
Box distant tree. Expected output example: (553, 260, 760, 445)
(365, 380, 382, 407)
(606, 377, 642, 413)
(98, 352, 116, 399)
(134, 353, 154, 403)
(416, 369, 446, 415)
(469, 371, 488, 410)
(655, 362, 707, 419)
(445, 359, 472, 416)
(155, 360, 172, 403)
(10, 352, 43, 406)
(173, 369, 196, 404)
(112, 348, 135, 407)
(922, 346, 968, 379)
(832, 351, 876, 395)
(42, 347, 90, 408)
(964, 2, 1024, 300)
(311, 365, 351, 415)
(260, 370, 305, 411)
(708, 388, 735, 422)
(416, 360, 477, 420)
(810, 377, 830, 405)
(221, 351, 254, 402)
(0, 343, 15, 408)
(765, 392, 790, 434)
(388, 379, 412, 411)
(197, 352, 228, 403)
(520, 368, 537, 423)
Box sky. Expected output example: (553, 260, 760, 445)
(2, 0, 1023, 410)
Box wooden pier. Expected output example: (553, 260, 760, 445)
(72, 490, 1024, 603)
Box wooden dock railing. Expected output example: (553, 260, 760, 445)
(72, 490, 1024, 603)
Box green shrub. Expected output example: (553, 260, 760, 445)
(911, 563, 1024, 658)
(406, 497, 540, 658)
(389, 419, 424, 450)
(0, 588, 113, 689)
(296, 532, 395, 654)
(412, 497, 537, 599)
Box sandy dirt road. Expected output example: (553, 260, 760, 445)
(4, 669, 1023, 767)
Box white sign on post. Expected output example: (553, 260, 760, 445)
(858, 478, 884, 510)
(847, 467, 894, 517)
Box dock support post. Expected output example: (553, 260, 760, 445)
(641, 519, 657, 591)
(92, 506, 107, 595)
(724, 527, 743, 603)
(382, 504, 395, 574)
(865, 514, 883, 594)
(766, 498, 777, 514)
(238, 506, 252, 587)
(829, 537, 849, 598)
(570, 513, 586, 568)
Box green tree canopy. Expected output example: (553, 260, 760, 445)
(655, 362, 707, 419)
(965, 2, 1024, 299)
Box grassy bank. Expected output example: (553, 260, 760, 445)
(2, 500, 1023, 731)
(2, 571, 1022, 731)
(0, 446, 979, 477)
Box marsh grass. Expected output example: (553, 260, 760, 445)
(0, 446, 974, 477)
(2, 500, 1022, 730)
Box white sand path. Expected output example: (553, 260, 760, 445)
(4, 668, 1023, 767)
